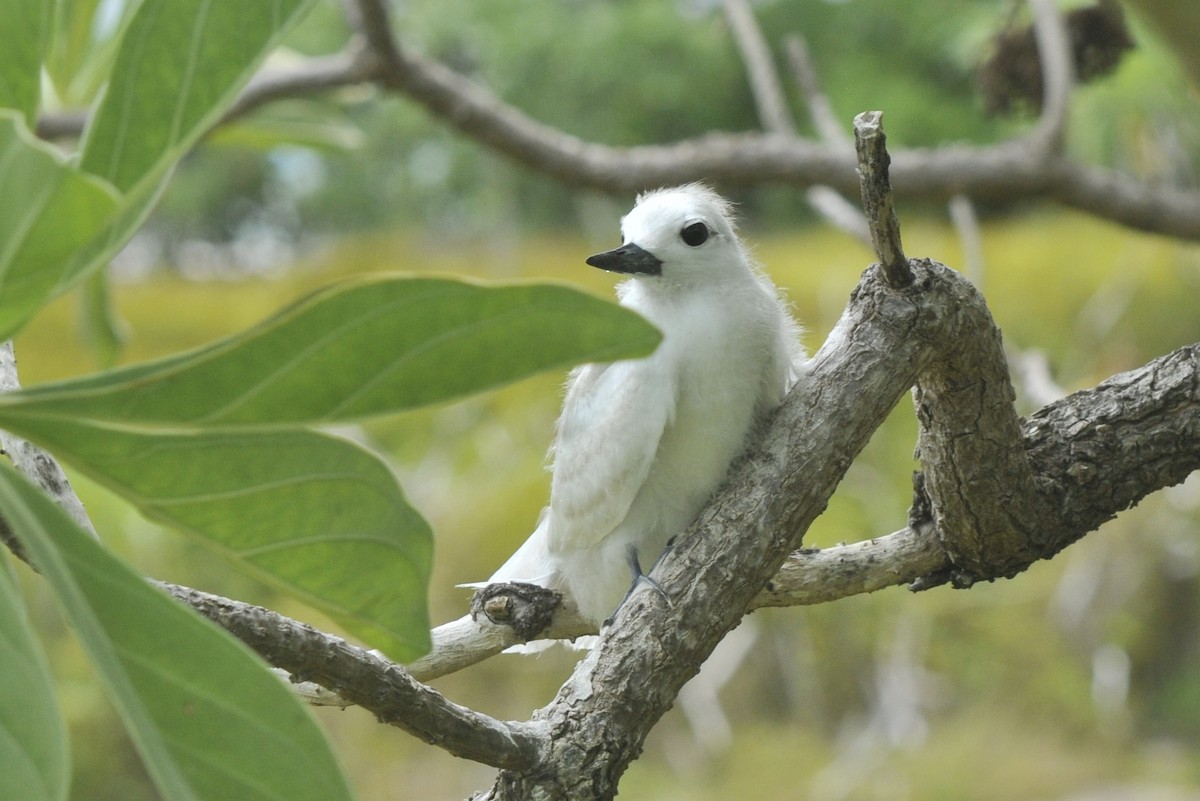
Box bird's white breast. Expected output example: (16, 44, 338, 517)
(544, 277, 787, 621)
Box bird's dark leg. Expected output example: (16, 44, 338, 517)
(604, 543, 674, 626)
(649, 536, 677, 573)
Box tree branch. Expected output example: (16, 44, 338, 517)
(154, 581, 545, 771)
(31, 1, 1200, 242)
(0, 342, 96, 538)
(777, 32, 872, 244)
(221, 53, 372, 122)
(1027, 0, 1075, 153)
(723, 0, 797, 137)
(854, 112, 912, 287)
(783, 35, 847, 146)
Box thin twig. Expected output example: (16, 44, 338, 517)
(222, 54, 371, 122)
(342, 0, 402, 65)
(723, 2, 872, 244)
(947, 193, 985, 285)
(780, 33, 871, 245)
(723, 0, 797, 136)
(783, 35, 847, 146)
(853, 111, 912, 287)
(1027, 0, 1075, 153)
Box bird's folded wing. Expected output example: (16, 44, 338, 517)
(546, 360, 675, 553)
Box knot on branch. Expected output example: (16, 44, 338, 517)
(869, 258, 1052, 588)
(470, 582, 563, 642)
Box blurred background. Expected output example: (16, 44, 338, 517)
(19, 0, 1200, 798)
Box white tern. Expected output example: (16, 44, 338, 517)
(474, 184, 804, 629)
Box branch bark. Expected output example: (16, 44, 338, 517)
(854, 111, 912, 288)
(154, 582, 545, 771)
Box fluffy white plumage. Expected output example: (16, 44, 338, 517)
(480, 184, 804, 627)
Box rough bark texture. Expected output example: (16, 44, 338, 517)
(854, 111, 912, 287)
(911, 267, 1046, 583)
(1024, 344, 1200, 552)
(154, 583, 543, 771)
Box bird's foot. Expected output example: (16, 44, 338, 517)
(625, 544, 673, 603)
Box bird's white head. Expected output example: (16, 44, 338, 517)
(586, 184, 749, 289)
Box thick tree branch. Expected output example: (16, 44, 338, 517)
(1023, 344, 1200, 550)
(31, 0, 1200, 242)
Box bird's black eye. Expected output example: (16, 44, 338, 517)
(681, 222, 709, 247)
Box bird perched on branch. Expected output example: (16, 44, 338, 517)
(472, 184, 804, 631)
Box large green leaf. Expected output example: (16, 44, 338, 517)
(0, 0, 51, 119)
(47, 0, 145, 105)
(0, 2, 316, 341)
(0, 111, 120, 336)
(0, 275, 663, 425)
(0, 553, 69, 801)
(0, 466, 356, 801)
(4, 417, 433, 660)
(80, 0, 315, 195)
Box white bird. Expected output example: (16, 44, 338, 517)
(476, 184, 804, 630)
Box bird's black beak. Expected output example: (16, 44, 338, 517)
(586, 242, 663, 276)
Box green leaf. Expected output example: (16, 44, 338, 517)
(47, 0, 143, 105)
(0, 1, 316, 341)
(80, 0, 316, 195)
(0, 111, 121, 338)
(0, 466, 356, 801)
(1, 275, 663, 426)
(2, 418, 432, 660)
(0, 0, 52, 119)
(0, 553, 69, 801)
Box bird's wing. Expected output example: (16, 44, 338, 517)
(546, 359, 675, 553)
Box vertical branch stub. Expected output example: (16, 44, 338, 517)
(854, 111, 913, 288)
